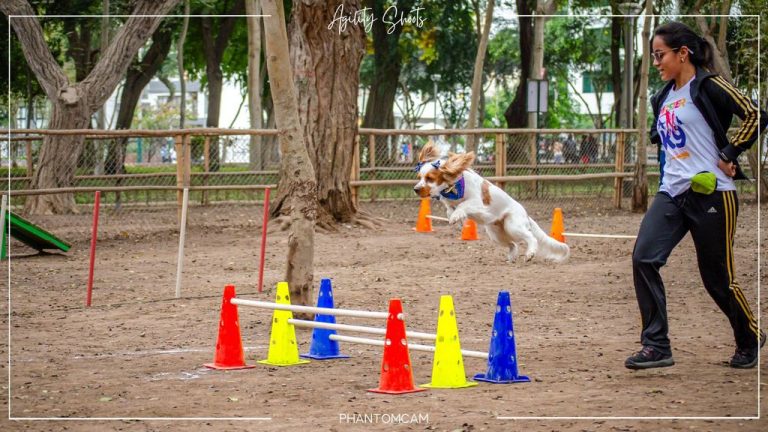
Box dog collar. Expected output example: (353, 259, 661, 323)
(440, 176, 465, 200)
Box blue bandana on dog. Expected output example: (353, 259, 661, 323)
(413, 159, 463, 200)
(440, 176, 465, 200)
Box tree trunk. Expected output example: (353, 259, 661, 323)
(26, 99, 91, 214)
(362, 0, 415, 167)
(361, 0, 414, 130)
(466, 0, 494, 153)
(503, 0, 532, 130)
(261, 0, 317, 307)
(201, 0, 245, 172)
(2, 0, 181, 214)
(246, 0, 264, 170)
(178, 0, 190, 128)
(610, 3, 622, 128)
(528, 1, 552, 130)
(631, 0, 652, 212)
(205, 62, 224, 170)
(280, 0, 365, 226)
(106, 26, 174, 176)
(263, 94, 280, 167)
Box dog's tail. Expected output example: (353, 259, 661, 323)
(529, 217, 570, 263)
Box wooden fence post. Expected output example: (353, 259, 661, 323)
(175, 134, 184, 222)
(202, 136, 210, 205)
(175, 134, 192, 222)
(368, 134, 376, 202)
(529, 130, 538, 197)
(494, 133, 506, 189)
(351, 133, 360, 208)
(613, 131, 625, 209)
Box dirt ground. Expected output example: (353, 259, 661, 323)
(1, 198, 766, 432)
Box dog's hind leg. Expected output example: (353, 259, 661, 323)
(507, 243, 519, 263)
(504, 219, 538, 262)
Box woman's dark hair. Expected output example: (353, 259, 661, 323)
(652, 21, 714, 70)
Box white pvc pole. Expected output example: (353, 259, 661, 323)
(329, 334, 488, 359)
(231, 298, 400, 320)
(288, 318, 437, 341)
(426, 215, 449, 222)
(175, 187, 189, 298)
(1, 194, 7, 256)
(562, 232, 636, 239)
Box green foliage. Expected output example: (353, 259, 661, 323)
(483, 85, 514, 127)
(542, 16, 615, 127)
(486, 27, 519, 83)
(361, 0, 477, 125)
(182, 0, 249, 87)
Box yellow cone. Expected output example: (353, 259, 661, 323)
(420, 295, 478, 388)
(258, 282, 310, 366)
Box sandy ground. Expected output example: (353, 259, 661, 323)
(1, 198, 766, 432)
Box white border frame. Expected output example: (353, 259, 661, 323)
(4, 11, 761, 424)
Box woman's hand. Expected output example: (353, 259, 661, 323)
(717, 159, 736, 177)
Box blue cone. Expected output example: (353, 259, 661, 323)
(474, 291, 530, 383)
(300, 278, 349, 360)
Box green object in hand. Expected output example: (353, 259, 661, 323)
(691, 172, 717, 195)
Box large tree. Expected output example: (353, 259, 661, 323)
(260, 0, 317, 308)
(274, 0, 367, 229)
(2, 0, 181, 214)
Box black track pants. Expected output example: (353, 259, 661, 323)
(632, 190, 760, 355)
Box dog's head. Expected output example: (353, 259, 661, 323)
(413, 142, 475, 198)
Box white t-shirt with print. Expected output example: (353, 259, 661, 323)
(657, 77, 736, 197)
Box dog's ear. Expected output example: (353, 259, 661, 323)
(419, 142, 440, 162)
(439, 152, 475, 181)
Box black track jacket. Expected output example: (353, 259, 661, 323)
(650, 67, 767, 180)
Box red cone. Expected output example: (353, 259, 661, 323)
(204, 285, 255, 370)
(368, 299, 426, 394)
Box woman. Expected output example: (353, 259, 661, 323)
(626, 21, 767, 370)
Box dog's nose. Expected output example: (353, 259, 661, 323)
(413, 186, 421, 195)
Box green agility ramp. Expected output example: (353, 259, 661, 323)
(1, 210, 72, 260)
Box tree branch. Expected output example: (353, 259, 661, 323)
(82, 0, 181, 112)
(1, 0, 69, 100)
(215, 0, 246, 55)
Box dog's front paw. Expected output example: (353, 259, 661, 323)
(448, 209, 467, 225)
(524, 251, 535, 262)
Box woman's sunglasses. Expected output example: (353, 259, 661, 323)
(652, 47, 679, 62)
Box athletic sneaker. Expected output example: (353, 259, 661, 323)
(625, 346, 675, 370)
(730, 330, 766, 369)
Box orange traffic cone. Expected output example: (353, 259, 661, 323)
(204, 285, 255, 370)
(549, 207, 566, 243)
(368, 299, 426, 395)
(414, 198, 433, 233)
(461, 219, 479, 241)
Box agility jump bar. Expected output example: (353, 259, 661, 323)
(230, 298, 402, 320)
(329, 334, 489, 360)
(562, 232, 636, 239)
(288, 318, 436, 341)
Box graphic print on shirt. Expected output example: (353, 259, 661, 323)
(657, 98, 690, 160)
